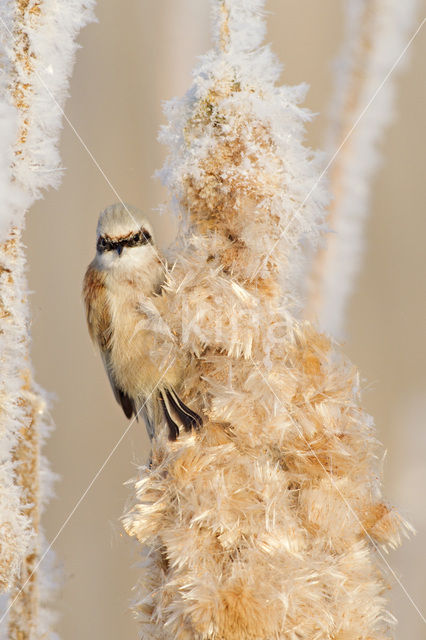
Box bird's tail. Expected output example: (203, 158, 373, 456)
(159, 387, 202, 441)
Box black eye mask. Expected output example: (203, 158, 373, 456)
(97, 229, 152, 254)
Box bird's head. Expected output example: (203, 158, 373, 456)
(94, 203, 160, 277)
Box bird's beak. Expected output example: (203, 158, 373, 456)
(116, 245, 123, 256)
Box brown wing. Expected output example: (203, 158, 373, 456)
(83, 262, 136, 419)
(83, 262, 111, 350)
(100, 351, 136, 420)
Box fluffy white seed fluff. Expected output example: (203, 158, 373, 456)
(123, 2, 410, 639)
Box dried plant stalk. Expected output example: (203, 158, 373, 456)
(8, 376, 42, 640)
(0, 231, 35, 597)
(0, 0, 94, 636)
(305, 0, 418, 337)
(124, 1, 410, 638)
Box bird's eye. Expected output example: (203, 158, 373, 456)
(142, 230, 152, 244)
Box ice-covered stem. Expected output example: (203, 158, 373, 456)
(8, 375, 41, 640)
(0, 0, 94, 637)
(305, 0, 418, 338)
(0, 232, 34, 593)
(0, 220, 53, 640)
(217, 1, 230, 52)
(124, 1, 410, 638)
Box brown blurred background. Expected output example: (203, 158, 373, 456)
(24, 1, 425, 638)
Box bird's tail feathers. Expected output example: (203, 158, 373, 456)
(158, 387, 202, 441)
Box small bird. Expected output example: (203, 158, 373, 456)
(83, 203, 202, 440)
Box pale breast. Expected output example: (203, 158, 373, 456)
(107, 280, 168, 398)
(85, 262, 180, 401)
